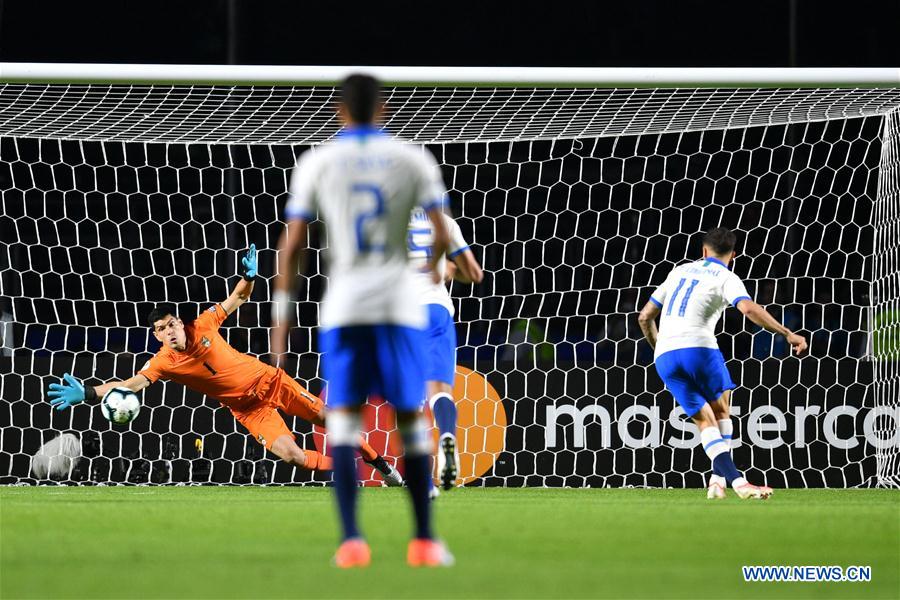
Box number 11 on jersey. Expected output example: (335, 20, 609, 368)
(667, 278, 700, 317)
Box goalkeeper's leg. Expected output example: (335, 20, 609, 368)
(270, 434, 333, 470)
(276, 373, 403, 485)
(234, 407, 333, 471)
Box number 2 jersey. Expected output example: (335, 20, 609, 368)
(284, 126, 447, 330)
(649, 257, 751, 359)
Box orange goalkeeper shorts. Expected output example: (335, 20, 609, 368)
(230, 370, 324, 450)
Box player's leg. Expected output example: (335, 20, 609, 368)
(376, 324, 453, 567)
(693, 350, 771, 499)
(656, 349, 769, 500)
(690, 401, 771, 499)
(429, 380, 459, 490)
(232, 406, 333, 471)
(424, 304, 460, 491)
(327, 406, 371, 567)
(274, 373, 403, 485)
(707, 389, 732, 497)
(269, 433, 333, 470)
(319, 326, 371, 567)
(396, 408, 452, 566)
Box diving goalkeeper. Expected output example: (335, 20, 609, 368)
(46, 245, 402, 483)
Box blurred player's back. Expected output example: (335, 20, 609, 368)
(288, 130, 444, 329)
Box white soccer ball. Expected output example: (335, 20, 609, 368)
(101, 387, 141, 424)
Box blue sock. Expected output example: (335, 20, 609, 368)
(404, 453, 433, 540)
(431, 394, 457, 438)
(712, 453, 742, 485)
(332, 445, 360, 540)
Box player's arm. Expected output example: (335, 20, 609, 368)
(442, 213, 483, 284)
(736, 299, 808, 355)
(47, 373, 150, 411)
(449, 248, 483, 284)
(444, 260, 457, 282)
(271, 218, 309, 360)
(637, 301, 662, 349)
(221, 244, 258, 316)
(272, 152, 317, 361)
(425, 207, 450, 284)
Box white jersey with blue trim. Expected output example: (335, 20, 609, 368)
(650, 257, 751, 359)
(285, 126, 447, 329)
(407, 209, 470, 316)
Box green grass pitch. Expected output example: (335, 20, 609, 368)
(1, 487, 897, 599)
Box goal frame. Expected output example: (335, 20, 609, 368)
(1, 63, 898, 88)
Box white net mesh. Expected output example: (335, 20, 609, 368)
(2, 84, 899, 143)
(1, 83, 898, 487)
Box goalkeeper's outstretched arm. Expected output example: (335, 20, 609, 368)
(220, 244, 258, 316)
(47, 373, 150, 411)
(47, 245, 258, 410)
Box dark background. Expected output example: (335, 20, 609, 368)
(0, 0, 898, 67)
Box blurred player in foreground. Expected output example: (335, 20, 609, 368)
(47, 245, 402, 483)
(273, 74, 453, 567)
(408, 209, 482, 491)
(637, 227, 807, 500)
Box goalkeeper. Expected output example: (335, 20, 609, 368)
(46, 245, 402, 483)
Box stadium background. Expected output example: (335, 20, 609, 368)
(1, 1, 898, 488)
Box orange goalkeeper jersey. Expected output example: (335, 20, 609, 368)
(138, 304, 277, 411)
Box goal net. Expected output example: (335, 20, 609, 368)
(1, 66, 899, 488)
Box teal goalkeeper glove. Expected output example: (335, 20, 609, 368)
(47, 373, 95, 411)
(241, 244, 258, 281)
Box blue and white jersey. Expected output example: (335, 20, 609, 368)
(285, 126, 446, 330)
(650, 258, 751, 358)
(407, 209, 469, 316)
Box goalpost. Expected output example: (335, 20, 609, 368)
(1, 64, 898, 488)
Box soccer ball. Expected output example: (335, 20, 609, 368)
(101, 388, 141, 424)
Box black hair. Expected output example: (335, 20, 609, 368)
(340, 73, 381, 124)
(147, 304, 177, 328)
(702, 227, 737, 256)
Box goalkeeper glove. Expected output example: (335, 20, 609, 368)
(47, 373, 97, 411)
(241, 243, 258, 282)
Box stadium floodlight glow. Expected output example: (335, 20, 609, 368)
(1, 64, 898, 488)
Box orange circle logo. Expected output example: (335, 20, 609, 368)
(312, 366, 506, 486)
(443, 365, 506, 485)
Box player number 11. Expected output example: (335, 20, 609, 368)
(667, 278, 700, 317)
